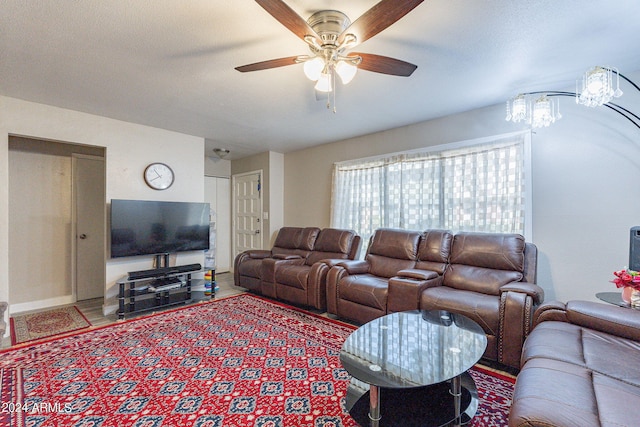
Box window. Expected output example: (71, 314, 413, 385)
(330, 132, 530, 251)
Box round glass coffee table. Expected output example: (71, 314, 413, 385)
(340, 310, 487, 427)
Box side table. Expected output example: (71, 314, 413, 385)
(596, 291, 628, 307)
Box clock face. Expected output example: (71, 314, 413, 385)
(144, 163, 174, 190)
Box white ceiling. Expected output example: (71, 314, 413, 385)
(2, 0, 640, 159)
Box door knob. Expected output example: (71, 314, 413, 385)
(79, 234, 87, 239)
(255, 230, 260, 234)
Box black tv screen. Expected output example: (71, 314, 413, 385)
(110, 199, 210, 258)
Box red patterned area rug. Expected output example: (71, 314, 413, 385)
(9, 305, 91, 345)
(0, 294, 515, 427)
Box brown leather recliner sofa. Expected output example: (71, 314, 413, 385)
(326, 228, 451, 323)
(326, 228, 543, 369)
(509, 300, 640, 427)
(419, 232, 542, 369)
(234, 227, 361, 310)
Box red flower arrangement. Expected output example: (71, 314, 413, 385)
(612, 268, 640, 291)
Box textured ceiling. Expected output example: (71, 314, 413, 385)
(2, 0, 640, 159)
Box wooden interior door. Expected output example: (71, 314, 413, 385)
(232, 171, 263, 258)
(73, 154, 106, 301)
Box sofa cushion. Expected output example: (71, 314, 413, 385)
(521, 321, 640, 384)
(443, 264, 523, 295)
(273, 227, 320, 250)
(339, 274, 389, 311)
(509, 358, 639, 427)
(274, 264, 310, 290)
(420, 286, 500, 336)
(415, 229, 453, 274)
(449, 232, 525, 271)
(306, 229, 356, 265)
(368, 228, 421, 260)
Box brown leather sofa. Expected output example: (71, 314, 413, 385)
(326, 228, 455, 323)
(327, 229, 542, 369)
(419, 232, 542, 369)
(509, 300, 640, 427)
(234, 227, 361, 310)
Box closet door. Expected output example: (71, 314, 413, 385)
(204, 176, 231, 272)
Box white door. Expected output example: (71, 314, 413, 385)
(73, 155, 106, 301)
(204, 176, 231, 272)
(232, 171, 263, 257)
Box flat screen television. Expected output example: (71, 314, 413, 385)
(110, 199, 210, 258)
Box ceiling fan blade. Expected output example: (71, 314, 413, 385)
(235, 56, 300, 72)
(353, 53, 418, 77)
(255, 0, 320, 43)
(339, 0, 424, 47)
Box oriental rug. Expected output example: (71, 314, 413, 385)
(9, 305, 91, 345)
(0, 294, 515, 427)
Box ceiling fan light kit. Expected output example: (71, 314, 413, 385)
(235, 0, 425, 111)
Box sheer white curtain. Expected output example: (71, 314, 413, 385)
(331, 133, 528, 252)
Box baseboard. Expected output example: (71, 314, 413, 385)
(11, 295, 75, 314)
(102, 303, 118, 317)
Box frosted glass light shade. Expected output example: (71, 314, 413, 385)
(314, 73, 332, 92)
(303, 57, 325, 81)
(336, 60, 357, 84)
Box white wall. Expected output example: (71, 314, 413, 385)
(0, 96, 206, 318)
(284, 70, 640, 303)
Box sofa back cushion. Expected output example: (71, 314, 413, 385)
(272, 227, 320, 258)
(444, 232, 525, 295)
(306, 228, 358, 265)
(367, 228, 421, 278)
(415, 229, 453, 274)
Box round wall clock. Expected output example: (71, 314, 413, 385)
(144, 162, 174, 190)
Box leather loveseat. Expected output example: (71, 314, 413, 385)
(234, 227, 361, 310)
(326, 228, 451, 324)
(509, 300, 640, 427)
(419, 232, 542, 369)
(327, 228, 543, 369)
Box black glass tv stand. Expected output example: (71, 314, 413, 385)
(117, 265, 214, 320)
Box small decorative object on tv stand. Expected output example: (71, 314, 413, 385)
(117, 263, 213, 319)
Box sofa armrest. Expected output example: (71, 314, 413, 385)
(306, 262, 333, 310)
(326, 265, 350, 315)
(388, 272, 442, 313)
(535, 300, 640, 342)
(500, 282, 545, 305)
(272, 254, 302, 260)
(336, 260, 370, 275)
(531, 300, 569, 326)
(395, 268, 439, 281)
(498, 283, 544, 369)
(246, 250, 272, 259)
(317, 258, 349, 269)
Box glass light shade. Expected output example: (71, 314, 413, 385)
(532, 95, 561, 128)
(506, 94, 529, 123)
(577, 66, 622, 107)
(303, 57, 325, 81)
(314, 73, 333, 92)
(335, 60, 357, 84)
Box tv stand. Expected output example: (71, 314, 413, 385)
(154, 253, 171, 269)
(117, 264, 213, 319)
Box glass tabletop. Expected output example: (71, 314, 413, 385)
(595, 291, 628, 307)
(340, 310, 487, 389)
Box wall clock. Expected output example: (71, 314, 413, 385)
(144, 162, 174, 190)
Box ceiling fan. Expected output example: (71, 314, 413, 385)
(235, 0, 424, 97)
